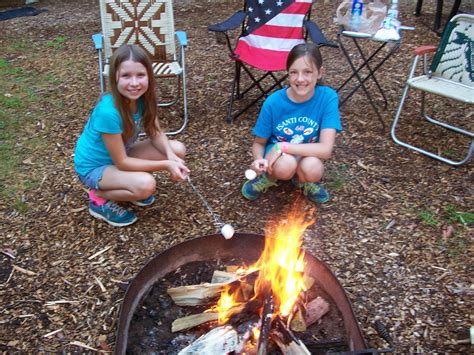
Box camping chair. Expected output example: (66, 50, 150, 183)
(92, 0, 188, 135)
(391, 14, 474, 166)
(208, 0, 336, 123)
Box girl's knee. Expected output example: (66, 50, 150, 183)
(171, 140, 186, 158)
(298, 157, 324, 181)
(134, 173, 156, 198)
(273, 156, 297, 180)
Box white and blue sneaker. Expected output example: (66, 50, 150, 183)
(131, 195, 155, 207)
(89, 201, 137, 227)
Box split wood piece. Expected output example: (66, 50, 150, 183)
(273, 317, 311, 355)
(289, 296, 330, 332)
(257, 293, 274, 355)
(211, 270, 237, 284)
(168, 270, 258, 306)
(167, 282, 225, 306)
(178, 325, 242, 354)
(305, 296, 330, 327)
(171, 312, 219, 332)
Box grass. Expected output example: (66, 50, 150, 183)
(0, 44, 50, 212)
(417, 204, 472, 257)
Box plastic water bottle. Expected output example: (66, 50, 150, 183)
(349, 0, 364, 32)
(387, 0, 399, 21)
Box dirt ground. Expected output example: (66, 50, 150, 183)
(0, 0, 472, 352)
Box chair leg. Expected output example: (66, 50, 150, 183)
(415, 0, 423, 16)
(391, 85, 473, 166)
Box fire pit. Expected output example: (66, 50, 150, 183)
(114, 232, 367, 354)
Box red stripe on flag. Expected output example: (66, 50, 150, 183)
(281, 2, 311, 15)
(252, 25, 304, 39)
(234, 39, 298, 71)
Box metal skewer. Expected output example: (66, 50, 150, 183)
(186, 175, 223, 228)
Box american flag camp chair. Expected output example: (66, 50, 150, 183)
(92, 0, 188, 135)
(208, 0, 336, 123)
(390, 14, 474, 166)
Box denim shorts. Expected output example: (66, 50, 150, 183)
(78, 165, 110, 190)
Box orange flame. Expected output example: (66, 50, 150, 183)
(253, 207, 314, 316)
(213, 203, 315, 323)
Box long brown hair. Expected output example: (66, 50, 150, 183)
(108, 44, 160, 143)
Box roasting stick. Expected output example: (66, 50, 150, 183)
(186, 175, 235, 239)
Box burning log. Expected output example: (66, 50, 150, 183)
(168, 270, 258, 306)
(257, 293, 274, 355)
(171, 312, 219, 332)
(178, 325, 241, 354)
(289, 296, 330, 332)
(272, 317, 311, 355)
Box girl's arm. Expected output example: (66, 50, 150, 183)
(283, 128, 337, 160)
(251, 137, 269, 174)
(102, 133, 172, 172)
(150, 130, 183, 163)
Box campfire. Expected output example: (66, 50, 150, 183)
(166, 209, 327, 353)
(114, 211, 366, 354)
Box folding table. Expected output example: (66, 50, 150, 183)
(335, 28, 401, 132)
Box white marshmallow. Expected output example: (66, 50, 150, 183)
(245, 169, 257, 181)
(220, 224, 235, 239)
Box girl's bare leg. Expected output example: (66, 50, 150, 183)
(128, 139, 186, 160)
(95, 166, 156, 202)
(296, 157, 324, 183)
(269, 154, 298, 180)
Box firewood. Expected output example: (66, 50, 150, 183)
(272, 317, 311, 355)
(168, 270, 259, 306)
(171, 312, 219, 332)
(302, 274, 315, 290)
(289, 305, 306, 332)
(211, 270, 237, 284)
(178, 325, 242, 354)
(305, 296, 330, 327)
(167, 282, 226, 306)
(257, 293, 274, 355)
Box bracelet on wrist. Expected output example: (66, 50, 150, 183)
(274, 143, 282, 154)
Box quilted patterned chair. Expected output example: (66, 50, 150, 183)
(391, 14, 474, 166)
(93, 0, 188, 135)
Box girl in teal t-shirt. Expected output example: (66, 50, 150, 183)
(242, 43, 342, 204)
(74, 44, 189, 227)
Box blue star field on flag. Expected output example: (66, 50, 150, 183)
(244, 0, 294, 35)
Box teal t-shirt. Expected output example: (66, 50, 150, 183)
(252, 86, 342, 145)
(74, 94, 142, 176)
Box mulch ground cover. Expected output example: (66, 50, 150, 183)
(0, 0, 472, 352)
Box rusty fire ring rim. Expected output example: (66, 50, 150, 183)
(114, 232, 367, 354)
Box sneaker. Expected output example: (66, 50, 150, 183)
(241, 173, 278, 200)
(131, 195, 155, 207)
(89, 201, 138, 227)
(302, 182, 330, 204)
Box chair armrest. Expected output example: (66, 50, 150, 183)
(92, 33, 103, 50)
(208, 10, 246, 32)
(305, 20, 338, 48)
(175, 31, 187, 47)
(413, 45, 437, 56)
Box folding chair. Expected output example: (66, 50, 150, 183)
(208, 0, 336, 123)
(92, 0, 188, 135)
(391, 14, 474, 166)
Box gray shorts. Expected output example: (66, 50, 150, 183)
(78, 165, 110, 190)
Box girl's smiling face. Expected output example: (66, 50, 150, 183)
(116, 59, 149, 105)
(287, 55, 322, 103)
